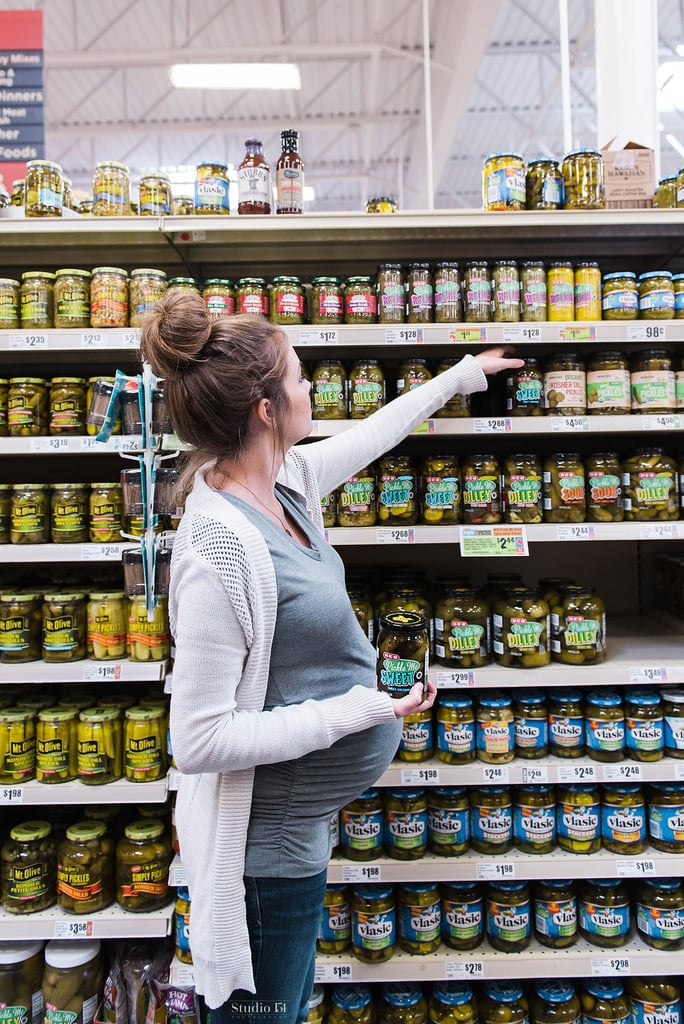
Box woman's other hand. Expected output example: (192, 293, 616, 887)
(392, 680, 437, 718)
(474, 347, 526, 376)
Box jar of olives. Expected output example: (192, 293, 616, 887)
(601, 784, 647, 854)
(636, 880, 684, 950)
(434, 587, 489, 668)
(427, 788, 469, 856)
(461, 454, 500, 525)
(57, 820, 114, 914)
(345, 277, 377, 324)
(377, 264, 405, 324)
(622, 448, 678, 521)
(312, 359, 347, 420)
(440, 884, 483, 951)
(1, 820, 56, 913)
(526, 158, 563, 209)
(534, 880, 577, 949)
(383, 789, 427, 859)
(377, 455, 417, 525)
(470, 785, 512, 854)
(602, 271, 639, 319)
(464, 262, 491, 322)
(521, 261, 547, 321)
(544, 354, 586, 415)
(579, 879, 630, 948)
(486, 881, 531, 952)
(116, 819, 171, 911)
(543, 453, 586, 523)
(476, 693, 514, 763)
(0, 709, 35, 782)
(562, 148, 605, 209)
(0, 593, 41, 663)
(420, 456, 460, 525)
(502, 453, 543, 524)
(585, 691, 624, 760)
(551, 585, 606, 666)
(648, 784, 684, 852)
(317, 885, 351, 953)
(340, 790, 383, 861)
(625, 691, 664, 761)
(506, 357, 544, 415)
(586, 452, 623, 523)
(433, 262, 462, 322)
(397, 883, 441, 954)
(8, 377, 48, 436)
(557, 784, 601, 854)
(631, 350, 675, 413)
(348, 359, 384, 418)
(310, 277, 343, 324)
(337, 467, 376, 526)
(481, 984, 528, 1024)
(587, 352, 631, 415)
(36, 707, 78, 783)
(436, 696, 475, 764)
(493, 586, 550, 669)
(351, 887, 396, 963)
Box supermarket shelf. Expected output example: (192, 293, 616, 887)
(326, 523, 683, 546)
(0, 327, 141, 353)
(309, 414, 683, 437)
(0, 902, 173, 940)
(0, 658, 167, 684)
(313, 934, 680, 983)
(0, 776, 169, 806)
(0, 436, 141, 455)
(0, 542, 132, 562)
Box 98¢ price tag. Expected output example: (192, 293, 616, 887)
(315, 963, 353, 983)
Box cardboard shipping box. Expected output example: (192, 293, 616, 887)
(601, 139, 655, 208)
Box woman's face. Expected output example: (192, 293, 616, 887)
(282, 342, 312, 446)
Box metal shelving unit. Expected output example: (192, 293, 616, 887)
(0, 658, 166, 684)
(326, 523, 682, 546)
(0, 902, 173, 940)
(0, 776, 168, 806)
(0, 542, 134, 563)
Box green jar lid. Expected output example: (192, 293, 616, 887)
(312, 276, 341, 285)
(52, 483, 88, 490)
(51, 377, 87, 385)
(97, 694, 135, 710)
(55, 269, 91, 279)
(125, 706, 165, 721)
(92, 267, 127, 276)
(12, 483, 48, 491)
(66, 821, 107, 842)
(345, 276, 374, 284)
(90, 482, 120, 489)
(88, 591, 125, 601)
(79, 707, 121, 723)
(10, 377, 47, 386)
(124, 818, 165, 841)
(10, 820, 52, 842)
(130, 268, 167, 279)
(21, 271, 55, 281)
(0, 709, 34, 724)
(271, 276, 301, 284)
(43, 592, 86, 602)
(238, 277, 266, 286)
(203, 278, 234, 287)
(168, 277, 199, 287)
(37, 707, 78, 723)
(0, 592, 40, 602)
(0, 278, 19, 287)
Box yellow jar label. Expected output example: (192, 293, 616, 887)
(52, 502, 87, 534)
(78, 736, 106, 776)
(5, 862, 47, 902)
(125, 733, 162, 774)
(44, 614, 78, 651)
(11, 503, 44, 533)
(37, 737, 69, 775)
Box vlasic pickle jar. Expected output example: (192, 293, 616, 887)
(376, 611, 428, 700)
(194, 160, 229, 215)
(56, 820, 114, 914)
(464, 262, 491, 322)
(514, 691, 548, 758)
(532, 983, 581, 1024)
(399, 709, 432, 763)
(436, 696, 475, 764)
(397, 883, 440, 954)
(636, 880, 684, 950)
(383, 789, 427, 860)
(483, 152, 525, 210)
(579, 879, 630, 948)
(175, 886, 192, 964)
(534, 879, 578, 949)
(562, 148, 605, 209)
(77, 708, 122, 785)
(381, 984, 428, 1024)
(574, 262, 602, 320)
(627, 979, 682, 1024)
(329, 986, 374, 1024)
(377, 455, 417, 525)
(622, 448, 678, 521)
(486, 881, 531, 953)
(440, 883, 483, 951)
(587, 353, 631, 415)
(433, 262, 462, 322)
(601, 785, 647, 854)
(586, 452, 623, 523)
(461, 454, 500, 525)
(547, 263, 575, 321)
(648, 784, 684, 852)
(351, 887, 396, 963)
(625, 691, 664, 762)
(662, 691, 684, 758)
(543, 453, 586, 523)
(317, 885, 351, 953)
(526, 157, 563, 209)
(506, 357, 544, 416)
(434, 587, 489, 668)
(116, 819, 171, 911)
(602, 271, 639, 320)
(340, 790, 383, 861)
(0, 593, 41, 664)
(552, 585, 606, 667)
(36, 707, 78, 783)
(502, 453, 543, 524)
(492, 261, 520, 322)
(337, 467, 376, 527)
(631, 350, 675, 413)
(544, 354, 586, 415)
(0, 709, 36, 782)
(470, 785, 512, 854)
(580, 979, 631, 1024)
(349, 359, 384, 419)
(514, 785, 556, 855)
(377, 264, 405, 324)
(427, 788, 469, 857)
(476, 693, 514, 763)
(1, 820, 56, 913)
(493, 587, 551, 669)
(557, 783, 601, 853)
(638, 271, 675, 319)
(521, 261, 547, 321)
(0, 939, 44, 1024)
(420, 456, 460, 525)
(481, 984, 528, 1024)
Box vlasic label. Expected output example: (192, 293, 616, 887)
(637, 902, 684, 943)
(384, 809, 427, 851)
(664, 715, 684, 753)
(353, 907, 395, 951)
(586, 713, 624, 753)
(630, 999, 681, 1024)
(428, 805, 469, 847)
(441, 894, 483, 942)
(437, 719, 475, 757)
(195, 174, 229, 212)
(535, 895, 576, 941)
(486, 165, 525, 205)
(318, 901, 351, 944)
(626, 716, 663, 753)
(471, 805, 512, 847)
(398, 896, 440, 943)
(602, 289, 638, 311)
(549, 714, 584, 750)
(601, 803, 647, 847)
(477, 719, 514, 756)
(648, 802, 684, 844)
(400, 717, 433, 754)
(514, 716, 548, 753)
(487, 898, 531, 945)
(558, 801, 600, 843)
(514, 804, 556, 847)
(340, 808, 383, 853)
(579, 899, 630, 940)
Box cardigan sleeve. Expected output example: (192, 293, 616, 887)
(302, 353, 487, 495)
(169, 551, 397, 775)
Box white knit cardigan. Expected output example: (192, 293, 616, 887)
(170, 354, 487, 1008)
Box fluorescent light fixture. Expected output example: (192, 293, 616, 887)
(303, 185, 316, 202)
(657, 61, 684, 111)
(677, 44, 684, 57)
(665, 132, 684, 159)
(169, 63, 301, 90)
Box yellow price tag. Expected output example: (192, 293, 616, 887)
(450, 327, 488, 344)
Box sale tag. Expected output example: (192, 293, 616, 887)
(341, 864, 383, 883)
(434, 669, 475, 688)
(83, 663, 122, 682)
(9, 333, 47, 349)
(616, 858, 656, 877)
(551, 416, 589, 432)
(503, 326, 542, 343)
(401, 767, 440, 785)
(603, 764, 643, 782)
(592, 957, 631, 976)
(558, 325, 596, 341)
(482, 765, 510, 784)
(412, 419, 435, 434)
(642, 414, 680, 431)
(640, 524, 678, 540)
(55, 919, 94, 939)
(0, 786, 23, 804)
(315, 963, 353, 983)
(81, 544, 122, 561)
(376, 528, 415, 544)
(450, 327, 487, 344)
(557, 763, 597, 783)
(627, 324, 667, 342)
(81, 331, 104, 347)
(445, 960, 485, 980)
(476, 862, 515, 880)
(473, 417, 512, 433)
(556, 525, 596, 541)
(629, 666, 668, 684)
(298, 329, 338, 346)
(384, 327, 423, 344)
(460, 525, 528, 558)
(30, 436, 70, 452)
(522, 765, 549, 784)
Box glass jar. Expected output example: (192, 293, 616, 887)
(433, 360, 470, 417)
(464, 261, 491, 322)
(349, 359, 384, 419)
(351, 886, 395, 963)
(77, 707, 122, 784)
(11, 483, 49, 544)
(585, 691, 624, 761)
(470, 785, 512, 854)
(51, 483, 89, 543)
(92, 160, 131, 216)
(636, 880, 684, 950)
(543, 453, 586, 523)
(532, 983, 581, 1024)
(601, 271, 639, 323)
(534, 880, 577, 949)
(526, 158, 563, 209)
(427, 788, 469, 857)
(167, 276, 199, 297)
(42, 940, 103, 1024)
(397, 883, 440, 954)
(638, 271, 675, 319)
(124, 706, 167, 781)
(547, 262, 575, 321)
(340, 790, 383, 861)
(433, 262, 462, 322)
(377, 455, 417, 525)
(337, 467, 376, 527)
(89, 482, 123, 543)
(377, 607, 428, 697)
(175, 886, 193, 963)
(396, 357, 432, 397)
(521, 261, 547, 321)
(0, 709, 35, 782)
(56, 820, 114, 914)
(54, 269, 91, 328)
(270, 276, 305, 325)
(661, 690, 684, 759)
(581, 979, 631, 1024)
(486, 880, 531, 952)
(549, 690, 585, 758)
(329, 986, 375, 1024)
(311, 277, 343, 324)
(202, 279, 236, 319)
(317, 886, 351, 954)
(434, 587, 488, 668)
(366, 196, 397, 213)
(648, 783, 684, 852)
(383, 789, 427, 859)
(502, 452, 543, 524)
(476, 693, 514, 763)
(237, 277, 269, 316)
(36, 707, 78, 783)
(1, 820, 56, 913)
(25, 160, 63, 216)
(513, 691, 548, 758)
(0, 278, 19, 328)
(129, 268, 167, 326)
(562, 148, 605, 209)
(420, 456, 460, 525)
(49, 377, 87, 435)
(406, 262, 433, 323)
(506, 357, 544, 415)
(587, 352, 630, 415)
(674, 275, 684, 320)
(380, 985, 427, 1024)
(398, 708, 432, 763)
(625, 691, 664, 762)
(622, 447, 678, 521)
(10, 178, 24, 206)
(481, 984, 528, 1024)
(347, 586, 374, 644)
(0, 939, 43, 1023)
(630, 350, 675, 413)
(436, 696, 475, 764)
(377, 264, 405, 324)
(579, 880, 630, 948)
(320, 492, 336, 527)
(345, 276, 377, 324)
(42, 592, 86, 663)
(491, 261, 520, 322)
(0, 484, 9, 541)
(194, 160, 229, 215)
(513, 784, 556, 854)
(312, 359, 346, 420)
(138, 172, 171, 215)
(493, 586, 551, 669)
(656, 176, 678, 207)
(551, 584, 606, 666)
(557, 784, 601, 854)
(116, 819, 171, 911)
(461, 454, 500, 525)
(440, 884, 483, 951)
(127, 594, 170, 662)
(8, 377, 48, 436)
(20, 271, 54, 328)
(543, 353, 586, 415)
(574, 262, 602, 320)
(483, 152, 525, 210)
(0, 593, 41, 664)
(601, 784, 647, 854)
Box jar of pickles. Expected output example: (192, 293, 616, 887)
(562, 149, 604, 209)
(237, 277, 269, 316)
(630, 350, 675, 413)
(557, 784, 601, 854)
(36, 707, 78, 783)
(56, 821, 114, 914)
(175, 887, 193, 963)
(420, 456, 460, 525)
(433, 262, 462, 322)
(54, 269, 91, 328)
(585, 691, 624, 760)
(93, 161, 131, 215)
(89, 482, 123, 543)
(1, 821, 56, 913)
(406, 263, 433, 323)
(397, 883, 441, 954)
(625, 691, 664, 761)
(493, 587, 550, 669)
(427, 789, 469, 857)
(11, 484, 49, 544)
(42, 593, 86, 662)
(656, 176, 678, 207)
(49, 377, 87, 434)
(636, 880, 684, 950)
(622, 448, 678, 521)
(513, 691, 548, 758)
(0, 593, 41, 664)
(328, 987, 374, 1024)
(534, 880, 577, 949)
(574, 262, 601, 320)
(434, 587, 488, 668)
(464, 262, 491, 322)
(77, 708, 122, 785)
(127, 595, 170, 662)
(124, 706, 167, 782)
(638, 271, 675, 319)
(377, 455, 417, 525)
(129, 268, 167, 327)
(312, 359, 346, 420)
(481, 985, 528, 1024)
(317, 886, 352, 954)
(602, 272, 639, 320)
(461, 454, 500, 525)
(194, 161, 229, 215)
(648, 783, 684, 852)
(549, 690, 585, 757)
(25, 160, 63, 216)
(20, 271, 54, 328)
(340, 791, 383, 861)
(547, 263, 575, 321)
(116, 819, 171, 911)
(0, 279, 19, 328)
(483, 153, 525, 210)
(544, 353, 586, 415)
(380, 985, 427, 1024)
(311, 277, 344, 324)
(348, 359, 384, 418)
(601, 785, 647, 854)
(0, 709, 36, 782)
(345, 277, 377, 324)
(470, 786, 512, 854)
(514, 784, 556, 855)
(139, 172, 171, 215)
(581, 980, 631, 1024)
(377, 264, 405, 324)
(476, 693, 514, 763)
(351, 887, 395, 963)
(521, 261, 547, 321)
(486, 881, 531, 952)
(502, 453, 543, 524)
(270, 276, 305, 325)
(51, 483, 89, 543)
(526, 158, 563, 209)
(579, 880, 630, 948)
(337, 467, 376, 527)
(397, 357, 431, 396)
(0, 940, 44, 1020)
(587, 352, 630, 415)
(492, 261, 520, 322)
(543, 453, 586, 523)
(383, 789, 427, 860)
(8, 377, 48, 436)
(506, 357, 544, 415)
(532, 983, 581, 1024)
(674, 276, 684, 321)
(551, 584, 606, 666)
(202, 279, 236, 319)
(440, 885, 483, 951)
(436, 696, 475, 764)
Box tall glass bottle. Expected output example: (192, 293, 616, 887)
(237, 139, 271, 215)
(276, 129, 304, 215)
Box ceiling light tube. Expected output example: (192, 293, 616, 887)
(169, 63, 301, 90)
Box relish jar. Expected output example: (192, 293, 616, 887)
(25, 160, 63, 216)
(116, 819, 171, 911)
(129, 268, 167, 326)
(36, 706, 78, 783)
(420, 456, 460, 525)
(476, 693, 514, 763)
(317, 885, 351, 954)
(579, 879, 630, 948)
(11, 483, 49, 544)
(202, 279, 236, 319)
(493, 586, 550, 669)
(427, 788, 469, 857)
(470, 785, 512, 854)
(311, 277, 344, 324)
(138, 172, 171, 215)
(345, 276, 377, 324)
(544, 353, 586, 415)
(461, 454, 500, 525)
(521, 261, 547, 321)
(481, 984, 528, 1024)
(502, 452, 543, 524)
(377, 264, 405, 324)
(440, 883, 483, 950)
(587, 352, 631, 415)
(513, 784, 556, 855)
(526, 158, 563, 209)
(51, 483, 89, 543)
(1, 821, 56, 913)
(377, 455, 417, 525)
(547, 262, 575, 321)
(656, 176, 678, 207)
(601, 784, 647, 854)
(557, 784, 601, 854)
(337, 467, 376, 527)
(483, 152, 525, 210)
(349, 359, 384, 418)
(464, 261, 491, 322)
(77, 707, 122, 784)
(20, 271, 54, 328)
(543, 453, 586, 523)
(397, 883, 441, 954)
(636, 880, 684, 950)
(351, 886, 396, 962)
(93, 161, 131, 215)
(549, 690, 585, 757)
(562, 148, 605, 209)
(492, 261, 520, 322)
(340, 790, 383, 861)
(312, 359, 347, 420)
(237, 277, 269, 316)
(602, 272, 639, 320)
(625, 691, 664, 762)
(506, 357, 544, 415)
(622, 447, 678, 521)
(0, 593, 41, 664)
(270, 276, 305, 325)
(407, 262, 433, 323)
(648, 783, 684, 852)
(513, 691, 548, 758)
(630, 350, 675, 413)
(434, 586, 488, 668)
(551, 584, 606, 666)
(532, 982, 581, 1024)
(585, 691, 624, 760)
(436, 696, 475, 764)
(8, 377, 48, 436)
(574, 262, 602, 320)
(638, 271, 675, 319)
(383, 789, 427, 859)
(433, 262, 462, 322)
(54, 269, 91, 328)
(49, 377, 87, 434)
(674, 275, 684, 320)
(56, 820, 114, 914)
(534, 880, 577, 949)
(486, 881, 531, 952)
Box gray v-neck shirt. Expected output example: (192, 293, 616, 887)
(222, 485, 401, 877)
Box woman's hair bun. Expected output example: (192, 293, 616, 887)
(140, 289, 212, 379)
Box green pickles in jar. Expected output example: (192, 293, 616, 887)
(0, 592, 41, 663)
(587, 352, 631, 415)
(340, 790, 383, 861)
(36, 707, 78, 783)
(311, 277, 343, 324)
(433, 262, 462, 323)
(311, 359, 347, 420)
(514, 785, 556, 854)
(462, 454, 500, 525)
(526, 158, 563, 209)
(551, 584, 606, 666)
(384, 789, 427, 860)
(377, 455, 417, 524)
(377, 264, 405, 324)
(521, 261, 547, 322)
(317, 886, 351, 953)
(396, 358, 431, 396)
(337, 467, 376, 527)
(622, 448, 678, 521)
(543, 354, 586, 416)
(557, 784, 601, 854)
(543, 453, 586, 523)
(470, 786, 512, 854)
(428, 790, 470, 857)
(42, 592, 86, 662)
(351, 887, 395, 963)
(493, 586, 551, 669)
(434, 359, 471, 417)
(464, 262, 491, 322)
(579, 880, 630, 948)
(420, 456, 460, 524)
(491, 261, 520, 323)
(636, 880, 684, 950)
(601, 784, 647, 854)
(348, 359, 384, 418)
(631, 349, 675, 413)
(506, 357, 544, 415)
(1, 820, 56, 914)
(269, 276, 304, 325)
(397, 883, 441, 954)
(586, 452, 623, 523)
(534, 880, 578, 948)
(377, 612, 428, 700)
(381, 984, 428, 1024)
(78, 707, 122, 785)
(8, 377, 48, 437)
(502, 453, 543, 524)
(116, 819, 171, 911)
(532, 982, 581, 1024)
(434, 586, 489, 668)
(486, 881, 531, 952)
(345, 277, 377, 324)
(480, 984, 528, 1024)
(406, 262, 433, 324)
(57, 820, 114, 914)
(436, 696, 475, 765)
(0, 709, 35, 782)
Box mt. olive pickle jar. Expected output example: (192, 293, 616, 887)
(532, 982, 581, 1024)
(625, 691, 664, 762)
(351, 886, 395, 963)
(8, 377, 48, 437)
(377, 611, 428, 699)
(337, 467, 376, 527)
(340, 790, 383, 860)
(440, 883, 483, 950)
(544, 353, 586, 414)
(36, 707, 78, 783)
(574, 262, 601, 320)
(312, 359, 347, 420)
(464, 262, 491, 322)
(476, 693, 514, 763)
(270, 276, 305, 325)
(547, 262, 575, 321)
(601, 784, 647, 854)
(20, 271, 54, 328)
(89, 482, 123, 543)
(420, 455, 460, 525)
(534, 880, 577, 949)
(436, 696, 475, 764)
(557, 784, 601, 854)
(502, 453, 543, 524)
(434, 586, 488, 667)
(54, 269, 91, 328)
(636, 879, 684, 949)
(543, 453, 586, 523)
(124, 706, 167, 782)
(384, 789, 427, 860)
(483, 152, 525, 210)
(57, 820, 114, 914)
(486, 881, 531, 952)
(521, 260, 547, 321)
(407, 262, 433, 323)
(397, 883, 441, 954)
(78, 707, 122, 785)
(42, 593, 86, 662)
(602, 271, 639, 320)
(434, 359, 471, 417)
(579, 880, 630, 948)
(481, 984, 528, 1024)
(433, 262, 462, 322)
(622, 447, 678, 521)
(461, 454, 500, 525)
(648, 783, 684, 852)
(630, 349, 675, 413)
(585, 691, 624, 761)
(638, 271, 675, 319)
(586, 452, 623, 522)
(116, 819, 171, 911)
(470, 785, 512, 854)
(428, 788, 469, 856)
(513, 691, 548, 758)
(311, 277, 343, 324)
(1, 821, 56, 913)
(562, 148, 605, 209)
(0, 709, 36, 781)
(0, 279, 19, 328)
(492, 261, 520, 322)
(515, 783, 556, 854)
(493, 586, 550, 669)
(345, 276, 377, 324)
(11, 484, 49, 544)
(526, 158, 563, 209)
(506, 357, 544, 415)
(349, 359, 384, 418)
(377, 454, 417, 524)
(317, 885, 351, 953)
(587, 352, 631, 415)
(51, 483, 89, 543)
(0, 483, 11, 540)
(377, 264, 405, 324)
(551, 584, 606, 666)
(49, 377, 87, 434)
(549, 690, 585, 758)
(0, 593, 41, 664)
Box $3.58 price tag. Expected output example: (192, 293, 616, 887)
(55, 919, 94, 939)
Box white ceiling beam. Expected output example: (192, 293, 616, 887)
(44, 43, 385, 70)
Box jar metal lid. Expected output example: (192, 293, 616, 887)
(271, 275, 302, 284)
(587, 692, 622, 707)
(385, 788, 424, 800)
(124, 818, 165, 841)
(485, 151, 523, 161)
(88, 592, 126, 601)
(197, 160, 228, 172)
(45, 939, 101, 969)
(431, 786, 467, 798)
(352, 886, 393, 900)
(0, 592, 40, 602)
(66, 821, 107, 842)
(10, 820, 52, 842)
(483, 982, 524, 1003)
(639, 270, 673, 280)
(140, 172, 170, 182)
(626, 690, 661, 705)
(131, 268, 167, 278)
(564, 147, 601, 157)
(331, 987, 373, 1010)
(432, 982, 473, 1005)
(38, 707, 78, 723)
(641, 878, 682, 889)
(79, 707, 120, 723)
(0, 278, 19, 287)
(379, 611, 425, 631)
(125, 706, 165, 721)
(475, 785, 509, 795)
(587, 879, 625, 888)
(527, 156, 560, 166)
(203, 278, 235, 287)
(345, 276, 374, 284)
(549, 689, 583, 702)
(660, 689, 684, 704)
(168, 277, 199, 286)
(583, 980, 624, 1000)
(55, 268, 91, 279)
(308, 985, 325, 1010)
(606, 784, 642, 795)
(92, 266, 127, 276)
(560, 783, 598, 793)
(0, 709, 35, 723)
(21, 271, 56, 280)
(490, 880, 527, 892)
(438, 696, 473, 709)
(514, 691, 546, 704)
(51, 377, 87, 385)
(478, 694, 512, 708)
(312, 276, 341, 284)
(383, 984, 423, 1007)
(400, 883, 437, 894)
(44, 592, 86, 602)
(534, 981, 576, 1002)
(603, 271, 637, 281)
(27, 159, 63, 171)
(10, 377, 47, 385)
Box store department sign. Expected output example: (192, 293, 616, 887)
(0, 9, 44, 191)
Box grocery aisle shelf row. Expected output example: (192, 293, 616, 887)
(0, 436, 140, 455)
(0, 542, 133, 562)
(0, 658, 166, 684)
(0, 327, 139, 352)
(0, 776, 169, 807)
(326, 523, 682, 547)
(0, 902, 173, 940)
(309, 414, 683, 438)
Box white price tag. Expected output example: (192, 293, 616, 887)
(298, 329, 338, 346)
(82, 663, 122, 682)
(640, 524, 678, 540)
(603, 764, 643, 782)
(445, 960, 485, 980)
(376, 528, 415, 544)
(170, 864, 188, 887)
(30, 436, 70, 452)
(174, 966, 195, 987)
(9, 333, 47, 349)
(557, 763, 597, 783)
(434, 670, 475, 689)
(476, 862, 515, 880)
(627, 324, 667, 342)
(556, 524, 596, 541)
(551, 416, 589, 432)
(0, 786, 23, 804)
(81, 331, 104, 347)
(592, 957, 631, 976)
(676, 764, 684, 781)
(54, 919, 94, 939)
(401, 767, 440, 785)
(81, 544, 122, 561)
(473, 417, 512, 433)
(503, 326, 542, 343)
(522, 765, 549, 784)
(80, 436, 104, 451)
(616, 858, 656, 877)
(122, 330, 140, 346)
(482, 765, 510, 784)
(113, 436, 140, 452)
(341, 864, 383, 883)
(642, 414, 680, 431)
(315, 963, 353, 983)
(384, 327, 423, 344)
(167, 770, 182, 791)
(629, 665, 668, 684)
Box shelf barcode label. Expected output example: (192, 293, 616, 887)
(559, 325, 596, 341)
(450, 327, 487, 344)
(315, 963, 353, 983)
(642, 414, 680, 431)
(629, 665, 668, 684)
(174, 966, 195, 987)
(557, 763, 597, 783)
(434, 670, 475, 688)
(341, 865, 382, 883)
(384, 327, 423, 344)
(82, 663, 122, 682)
(113, 436, 140, 452)
(376, 528, 415, 544)
(167, 770, 182, 791)
(401, 767, 440, 785)
(639, 523, 678, 540)
(30, 436, 71, 452)
(122, 331, 140, 346)
(170, 865, 188, 887)
(81, 544, 123, 561)
(522, 765, 549, 784)
(603, 764, 642, 782)
(298, 329, 339, 346)
(592, 957, 631, 976)
(473, 417, 512, 433)
(460, 525, 528, 558)
(481, 766, 510, 784)
(55, 919, 94, 939)
(0, 787, 23, 804)
(9, 333, 47, 349)
(615, 859, 656, 877)
(476, 861, 515, 881)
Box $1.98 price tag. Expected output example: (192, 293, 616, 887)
(315, 963, 353, 983)
(341, 864, 382, 883)
(401, 767, 440, 785)
(0, 786, 23, 804)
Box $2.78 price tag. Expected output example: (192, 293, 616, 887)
(445, 961, 484, 979)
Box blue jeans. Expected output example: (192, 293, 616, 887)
(207, 870, 327, 1024)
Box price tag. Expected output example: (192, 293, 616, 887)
(503, 326, 542, 343)
(450, 327, 488, 344)
(122, 330, 140, 346)
(298, 329, 339, 345)
(174, 966, 195, 987)
(315, 963, 353, 983)
(476, 861, 516, 880)
(591, 957, 631, 976)
(616, 858, 656, 877)
(82, 663, 122, 682)
(629, 665, 668, 684)
(81, 543, 122, 561)
(558, 325, 596, 341)
(80, 436, 105, 451)
(167, 770, 182, 791)
(0, 786, 23, 804)
(81, 331, 104, 347)
(522, 765, 549, 784)
(482, 765, 510, 784)
(556, 525, 596, 541)
(642, 414, 680, 431)
(384, 327, 423, 344)
(551, 416, 589, 432)
(9, 333, 48, 349)
(627, 324, 667, 342)
(603, 764, 643, 782)
(434, 669, 475, 688)
(113, 436, 140, 453)
(323, 529, 330, 544)
(460, 525, 528, 558)
(640, 524, 678, 540)
(473, 417, 512, 433)
(445, 960, 485, 979)
(376, 528, 415, 544)
(412, 419, 435, 434)
(341, 864, 383, 883)
(401, 767, 440, 785)
(675, 764, 684, 781)
(557, 763, 597, 783)
(170, 864, 188, 887)
(30, 436, 70, 452)
(54, 919, 94, 939)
